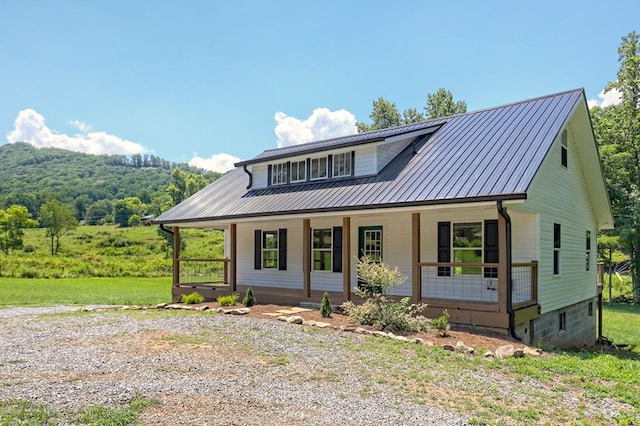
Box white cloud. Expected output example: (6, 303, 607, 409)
(189, 152, 240, 173)
(588, 88, 622, 109)
(274, 108, 357, 148)
(6, 108, 146, 155)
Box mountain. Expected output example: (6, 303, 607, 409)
(0, 142, 221, 217)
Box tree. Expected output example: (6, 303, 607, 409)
(591, 31, 640, 303)
(114, 197, 145, 228)
(425, 87, 467, 119)
(39, 200, 78, 255)
(357, 88, 466, 133)
(0, 205, 38, 254)
(85, 199, 113, 225)
(166, 168, 210, 206)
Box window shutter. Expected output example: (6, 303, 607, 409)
(484, 220, 499, 278)
(285, 162, 291, 184)
(254, 230, 261, 270)
(437, 222, 451, 277)
(332, 226, 342, 273)
(267, 165, 272, 186)
(278, 228, 287, 271)
(327, 154, 333, 178)
(306, 158, 311, 182)
(350, 150, 355, 176)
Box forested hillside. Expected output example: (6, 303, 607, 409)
(0, 142, 222, 220)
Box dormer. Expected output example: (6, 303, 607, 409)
(235, 122, 442, 190)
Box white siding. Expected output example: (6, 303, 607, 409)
(251, 164, 268, 189)
(524, 123, 599, 313)
(355, 144, 377, 176)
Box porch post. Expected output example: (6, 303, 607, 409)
(303, 218, 311, 298)
(411, 213, 421, 303)
(497, 212, 508, 314)
(343, 216, 351, 301)
(230, 223, 237, 291)
(172, 226, 180, 287)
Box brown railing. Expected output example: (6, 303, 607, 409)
(417, 261, 538, 307)
(176, 258, 229, 286)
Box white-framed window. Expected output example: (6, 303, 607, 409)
(586, 230, 591, 272)
(561, 129, 568, 168)
(452, 222, 482, 275)
(290, 160, 306, 182)
(312, 228, 332, 271)
(262, 231, 278, 269)
(310, 157, 328, 180)
(333, 152, 352, 177)
(271, 162, 287, 185)
(553, 223, 561, 276)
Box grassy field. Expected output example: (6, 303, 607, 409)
(603, 303, 640, 351)
(0, 277, 171, 306)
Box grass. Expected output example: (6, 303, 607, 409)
(602, 303, 640, 351)
(0, 277, 171, 306)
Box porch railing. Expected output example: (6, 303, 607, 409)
(417, 261, 538, 307)
(176, 258, 229, 286)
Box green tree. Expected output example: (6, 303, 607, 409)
(85, 199, 113, 225)
(114, 197, 145, 228)
(39, 200, 78, 255)
(425, 87, 468, 119)
(591, 31, 640, 303)
(356, 97, 402, 132)
(166, 168, 211, 206)
(0, 205, 38, 254)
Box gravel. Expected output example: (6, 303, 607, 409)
(0, 306, 469, 425)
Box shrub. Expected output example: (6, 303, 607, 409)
(320, 292, 333, 318)
(217, 293, 239, 306)
(431, 309, 450, 337)
(242, 287, 256, 307)
(181, 292, 204, 305)
(341, 256, 429, 332)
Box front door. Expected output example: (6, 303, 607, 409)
(358, 226, 383, 261)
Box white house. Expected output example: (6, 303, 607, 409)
(154, 88, 613, 347)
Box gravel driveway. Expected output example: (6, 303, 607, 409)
(0, 307, 468, 425)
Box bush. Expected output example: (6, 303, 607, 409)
(242, 287, 256, 307)
(181, 292, 204, 305)
(320, 292, 333, 318)
(217, 293, 239, 306)
(341, 256, 429, 332)
(431, 310, 450, 337)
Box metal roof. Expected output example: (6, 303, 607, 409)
(155, 89, 594, 225)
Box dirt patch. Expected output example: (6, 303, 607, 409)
(200, 302, 526, 353)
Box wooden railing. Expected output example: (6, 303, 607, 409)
(176, 258, 229, 286)
(417, 261, 538, 307)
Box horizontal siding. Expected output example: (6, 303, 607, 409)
(510, 210, 538, 263)
(355, 145, 376, 176)
(524, 123, 598, 314)
(251, 164, 268, 189)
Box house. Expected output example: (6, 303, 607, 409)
(154, 88, 613, 348)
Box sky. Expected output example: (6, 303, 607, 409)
(0, 1, 636, 172)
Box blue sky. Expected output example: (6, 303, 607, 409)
(0, 1, 636, 172)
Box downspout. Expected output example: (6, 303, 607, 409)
(159, 224, 173, 235)
(243, 165, 253, 189)
(497, 200, 522, 341)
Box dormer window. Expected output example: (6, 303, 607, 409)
(271, 162, 288, 185)
(310, 157, 328, 180)
(291, 160, 306, 183)
(333, 152, 352, 178)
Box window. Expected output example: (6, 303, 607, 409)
(585, 231, 591, 272)
(453, 223, 482, 275)
(262, 231, 278, 269)
(290, 160, 306, 182)
(310, 157, 328, 180)
(333, 152, 352, 177)
(559, 312, 566, 331)
(588, 302, 593, 317)
(271, 162, 287, 185)
(553, 223, 561, 275)
(254, 229, 287, 270)
(312, 228, 332, 271)
(561, 129, 568, 168)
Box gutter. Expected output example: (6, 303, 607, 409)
(159, 224, 173, 235)
(497, 200, 522, 341)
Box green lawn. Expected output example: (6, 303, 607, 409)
(603, 303, 640, 352)
(0, 277, 172, 307)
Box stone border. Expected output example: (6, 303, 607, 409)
(81, 304, 543, 360)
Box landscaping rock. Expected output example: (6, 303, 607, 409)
(455, 341, 475, 354)
(276, 316, 288, 321)
(513, 348, 525, 358)
(355, 327, 369, 334)
(495, 345, 515, 360)
(303, 320, 317, 326)
(286, 315, 304, 324)
(483, 351, 494, 358)
(522, 346, 542, 357)
(315, 322, 331, 328)
(413, 338, 425, 345)
(372, 331, 388, 338)
(228, 308, 250, 315)
(441, 344, 455, 351)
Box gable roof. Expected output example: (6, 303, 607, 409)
(155, 88, 612, 227)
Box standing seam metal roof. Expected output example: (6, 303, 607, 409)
(155, 89, 586, 224)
